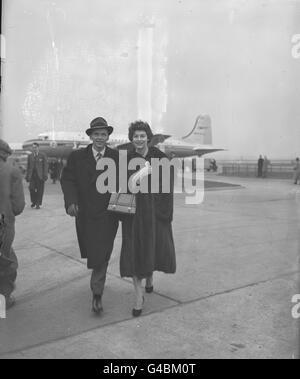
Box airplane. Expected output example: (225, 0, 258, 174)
(22, 115, 224, 159)
(6, 143, 31, 174)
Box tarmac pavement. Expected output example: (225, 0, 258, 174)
(0, 174, 299, 359)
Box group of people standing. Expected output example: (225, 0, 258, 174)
(258, 155, 300, 184)
(0, 117, 176, 318)
(257, 155, 270, 178)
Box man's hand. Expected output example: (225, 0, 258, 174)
(67, 204, 79, 217)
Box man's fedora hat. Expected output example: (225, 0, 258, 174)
(0, 139, 12, 155)
(86, 117, 114, 136)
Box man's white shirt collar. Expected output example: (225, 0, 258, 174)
(92, 146, 106, 161)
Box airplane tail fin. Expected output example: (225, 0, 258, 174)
(182, 115, 212, 145)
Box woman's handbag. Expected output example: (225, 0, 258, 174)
(107, 192, 136, 215)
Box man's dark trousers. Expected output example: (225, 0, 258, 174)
(29, 170, 45, 206)
(0, 249, 18, 298)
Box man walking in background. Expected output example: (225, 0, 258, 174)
(26, 142, 48, 209)
(0, 139, 25, 309)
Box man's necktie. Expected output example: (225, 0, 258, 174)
(33, 154, 38, 169)
(96, 152, 102, 161)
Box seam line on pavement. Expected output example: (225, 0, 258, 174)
(33, 242, 86, 266)
(1, 269, 298, 358)
(17, 271, 90, 303)
(16, 238, 300, 305)
(173, 220, 298, 234)
(160, 270, 300, 306)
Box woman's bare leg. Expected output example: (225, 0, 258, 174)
(145, 274, 153, 289)
(133, 276, 144, 310)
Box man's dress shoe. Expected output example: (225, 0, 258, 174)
(92, 295, 103, 314)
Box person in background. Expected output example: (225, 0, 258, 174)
(262, 155, 270, 178)
(0, 139, 25, 310)
(293, 158, 300, 185)
(49, 159, 60, 184)
(257, 155, 264, 178)
(25, 142, 48, 209)
(210, 159, 218, 172)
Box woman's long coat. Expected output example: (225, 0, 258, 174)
(120, 147, 176, 278)
(61, 145, 119, 269)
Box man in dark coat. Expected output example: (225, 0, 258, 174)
(60, 117, 119, 314)
(49, 159, 60, 184)
(0, 139, 25, 309)
(26, 142, 48, 209)
(257, 155, 264, 178)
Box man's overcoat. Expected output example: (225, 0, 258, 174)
(61, 145, 119, 269)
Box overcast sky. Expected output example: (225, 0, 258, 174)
(1, 0, 300, 158)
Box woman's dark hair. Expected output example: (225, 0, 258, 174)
(128, 120, 154, 142)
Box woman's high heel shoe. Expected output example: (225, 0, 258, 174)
(145, 285, 153, 293)
(145, 276, 153, 293)
(132, 296, 144, 317)
(132, 308, 142, 317)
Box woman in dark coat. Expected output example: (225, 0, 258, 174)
(120, 121, 176, 317)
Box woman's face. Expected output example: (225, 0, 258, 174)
(132, 130, 148, 151)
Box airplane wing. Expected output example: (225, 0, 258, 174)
(193, 147, 225, 156)
(115, 134, 171, 150)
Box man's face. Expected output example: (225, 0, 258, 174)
(32, 145, 39, 154)
(90, 129, 109, 151)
